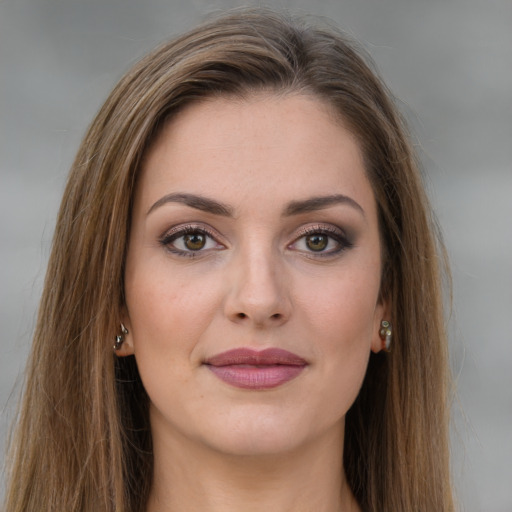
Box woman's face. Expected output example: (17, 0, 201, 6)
(123, 94, 388, 457)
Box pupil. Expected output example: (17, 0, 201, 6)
(306, 234, 327, 251)
(184, 233, 206, 250)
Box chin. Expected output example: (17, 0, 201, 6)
(196, 406, 333, 458)
(207, 431, 306, 458)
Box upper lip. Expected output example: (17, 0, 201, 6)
(204, 348, 307, 367)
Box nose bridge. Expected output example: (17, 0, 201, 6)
(225, 239, 290, 326)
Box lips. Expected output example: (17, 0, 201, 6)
(204, 348, 307, 390)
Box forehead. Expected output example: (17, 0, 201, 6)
(136, 93, 376, 217)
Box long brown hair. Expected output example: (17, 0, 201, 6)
(4, 8, 454, 511)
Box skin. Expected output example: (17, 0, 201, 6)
(121, 93, 389, 512)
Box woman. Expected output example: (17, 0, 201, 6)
(3, 8, 454, 512)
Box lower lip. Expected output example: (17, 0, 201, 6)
(207, 364, 305, 389)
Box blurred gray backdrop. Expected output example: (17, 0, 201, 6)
(1, 0, 511, 510)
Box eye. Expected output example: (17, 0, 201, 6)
(159, 225, 224, 256)
(304, 233, 329, 252)
(182, 232, 208, 251)
(290, 225, 352, 256)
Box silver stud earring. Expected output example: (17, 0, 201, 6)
(379, 320, 392, 352)
(114, 323, 129, 351)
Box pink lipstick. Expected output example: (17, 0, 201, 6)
(204, 348, 307, 390)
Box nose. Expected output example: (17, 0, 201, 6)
(223, 247, 291, 328)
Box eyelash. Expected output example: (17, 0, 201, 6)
(158, 224, 352, 258)
(159, 224, 222, 258)
(290, 225, 353, 257)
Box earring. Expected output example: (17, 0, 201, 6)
(379, 320, 392, 352)
(113, 323, 129, 351)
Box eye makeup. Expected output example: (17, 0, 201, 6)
(158, 223, 224, 257)
(289, 224, 354, 258)
(157, 220, 354, 260)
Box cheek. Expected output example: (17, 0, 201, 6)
(125, 262, 220, 364)
(298, 267, 380, 346)
(295, 266, 380, 405)
(123, 266, 222, 419)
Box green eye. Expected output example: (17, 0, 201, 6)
(305, 234, 329, 251)
(184, 233, 207, 250)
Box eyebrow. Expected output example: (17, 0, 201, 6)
(283, 194, 365, 217)
(147, 193, 234, 217)
(147, 192, 364, 218)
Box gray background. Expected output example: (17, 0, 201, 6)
(1, 0, 511, 510)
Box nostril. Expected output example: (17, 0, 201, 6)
(231, 311, 287, 323)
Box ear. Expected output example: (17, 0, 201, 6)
(115, 315, 135, 357)
(371, 298, 391, 354)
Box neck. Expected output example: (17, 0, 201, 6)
(146, 423, 360, 512)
